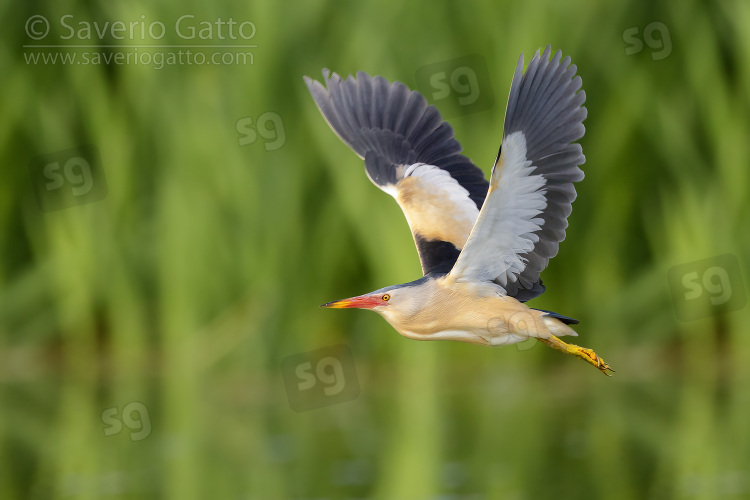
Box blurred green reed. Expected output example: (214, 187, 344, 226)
(1, 0, 750, 498)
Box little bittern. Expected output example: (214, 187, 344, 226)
(306, 46, 612, 375)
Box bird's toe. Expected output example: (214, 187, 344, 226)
(577, 347, 614, 376)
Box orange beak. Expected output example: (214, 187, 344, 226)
(321, 294, 381, 309)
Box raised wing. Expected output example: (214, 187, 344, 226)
(305, 70, 489, 275)
(449, 46, 586, 301)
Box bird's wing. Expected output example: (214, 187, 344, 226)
(448, 46, 586, 301)
(305, 70, 489, 275)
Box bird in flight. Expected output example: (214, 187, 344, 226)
(305, 46, 613, 375)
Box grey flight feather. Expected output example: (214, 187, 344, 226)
(304, 70, 489, 209)
(305, 70, 489, 275)
(493, 46, 586, 301)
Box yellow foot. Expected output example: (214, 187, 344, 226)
(567, 345, 614, 376)
(539, 335, 615, 376)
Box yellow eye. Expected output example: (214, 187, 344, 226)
(382, 294, 390, 301)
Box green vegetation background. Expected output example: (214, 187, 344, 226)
(2, 0, 750, 498)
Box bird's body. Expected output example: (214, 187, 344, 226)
(329, 274, 577, 346)
(307, 46, 613, 374)
(383, 276, 523, 344)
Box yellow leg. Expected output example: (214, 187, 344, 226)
(538, 334, 614, 376)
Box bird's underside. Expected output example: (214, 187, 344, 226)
(307, 46, 613, 375)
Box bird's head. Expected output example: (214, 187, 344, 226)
(321, 287, 398, 313)
(321, 280, 427, 325)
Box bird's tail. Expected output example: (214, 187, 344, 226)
(539, 313, 579, 337)
(532, 308, 579, 325)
